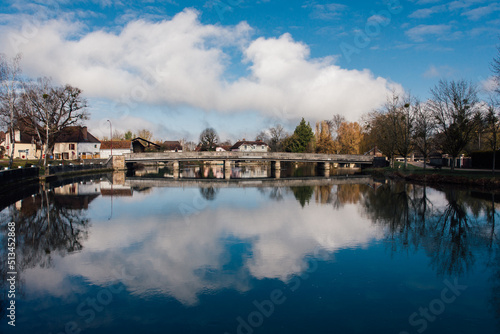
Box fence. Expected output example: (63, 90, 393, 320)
(0, 166, 40, 185)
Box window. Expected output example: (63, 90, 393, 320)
(63, 153, 69, 159)
(244, 145, 247, 150)
(95, 145, 97, 148)
(69, 143, 75, 150)
(262, 145, 265, 150)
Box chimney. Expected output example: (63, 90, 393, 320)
(82, 126, 88, 140)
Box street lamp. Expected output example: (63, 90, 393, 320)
(107, 119, 113, 156)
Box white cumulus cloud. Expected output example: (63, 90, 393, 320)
(0, 8, 398, 123)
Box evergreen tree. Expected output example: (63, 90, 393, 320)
(286, 118, 314, 153)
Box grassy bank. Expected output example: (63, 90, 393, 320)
(366, 162, 500, 189)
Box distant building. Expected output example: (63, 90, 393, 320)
(100, 140, 132, 158)
(163, 141, 183, 152)
(231, 140, 269, 152)
(131, 137, 161, 153)
(53, 126, 101, 160)
(216, 145, 232, 152)
(364, 146, 384, 157)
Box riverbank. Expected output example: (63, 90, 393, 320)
(366, 163, 500, 190)
(0, 158, 113, 189)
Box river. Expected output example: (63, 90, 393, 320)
(0, 165, 499, 333)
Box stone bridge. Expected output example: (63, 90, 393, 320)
(123, 152, 374, 178)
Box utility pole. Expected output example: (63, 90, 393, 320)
(107, 120, 113, 156)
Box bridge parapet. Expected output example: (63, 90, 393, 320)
(124, 152, 374, 164)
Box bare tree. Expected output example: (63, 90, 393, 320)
(484, 100, 500, 174)
(427, 79, 481, 171)
(180, 139, 197, 152)
(269, 124, 287, 152)
(365, 92, 408, 168)
(112, 130, 124, 140)
(492, 44, 500, 95)
(327, 113, 346, 140)
(22, 78, 89, 172)
(199, 127, 219, 151)
(414, 101, 436, 170)
(136, 128, 153, 141)
(364, 110, 398, 167)
(0, 53, 22, 169)
(255, 130, 270, 143)
(394, 93, 416, 170)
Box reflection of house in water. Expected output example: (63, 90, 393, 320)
(53, 182, 102, 209)
(16, 183, 100, 213)
(100, 172, 133, 196)
(54, 182, 101, 196)
(100, 181, 133, 197)
(231, 165, 269, 178)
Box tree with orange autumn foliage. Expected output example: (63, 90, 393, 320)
(337, 121, 362, 154)
(315, 121, 336, 153)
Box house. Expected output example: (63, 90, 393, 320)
(3, 129, 40, 160)
(163, 141, 183, 152)
(131, 137, 161, 153)
(364, 146, 384, 157)
(231, 140, 269, 152)
(100, 140, 132, 158)
(53, 126, 101, 160)
(216, 145, 233, 152)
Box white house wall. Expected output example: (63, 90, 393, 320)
(234, 144, 269, 152)
(4, 134, 39, 159)
(100, 148, 131, 158)
(78, 142, 100, 154)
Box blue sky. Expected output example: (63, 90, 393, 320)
(0, 0, 499, 142)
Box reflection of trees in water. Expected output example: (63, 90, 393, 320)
(428, 189, 477, 276)
(489, 249, 500, 330)
(484, 194, 500, 327)
(315, 185, 333, 204)
(199, 187, 219, 201)
(362, 181, 497, 277)
(290, 186, 314, 208)
(268, 187, 285, 201)
(0, 190, 91, 298)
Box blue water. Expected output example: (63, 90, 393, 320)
(1, 175, 499, 333)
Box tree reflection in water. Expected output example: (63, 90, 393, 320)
(0, 189, 92, 299)
(361, 181, 498, 277)
(429, 189, 476, 276)
(2, 178, 500, 328)
(290, 186, 314, 207)
(199, 186, 219, 201)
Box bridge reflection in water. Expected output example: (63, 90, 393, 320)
(129, 160, 365, 180)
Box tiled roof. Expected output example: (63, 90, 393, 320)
(100, 140, 131, 150)
(132, 137, 160, 148)
(217, 145, 233, 151)
(55, 126, 100, 143)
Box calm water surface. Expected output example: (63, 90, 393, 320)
(1, 168, 500, 334)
